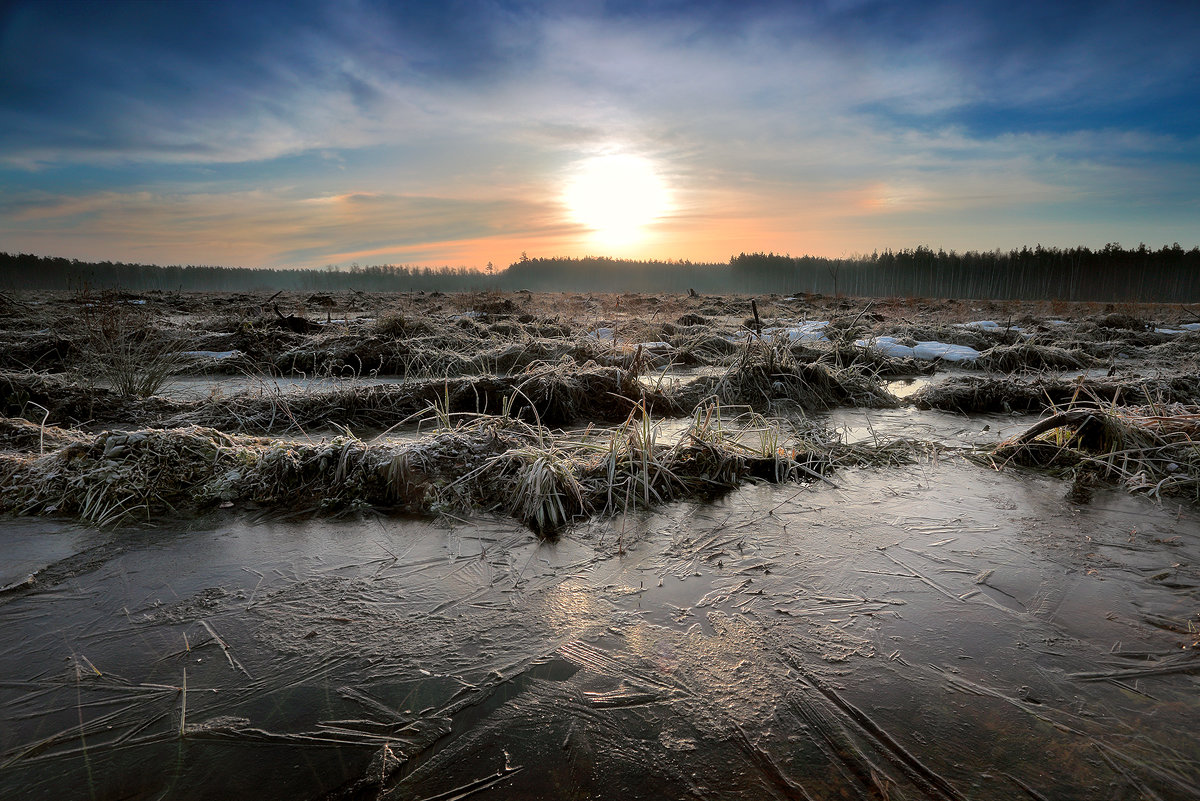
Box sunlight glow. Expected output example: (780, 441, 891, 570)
(563, 155, 670, 247)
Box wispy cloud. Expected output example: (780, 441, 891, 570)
(0, 188, 573, 266)
(1, 0, 1197, 266)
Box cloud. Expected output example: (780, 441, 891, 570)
(0, 0, 1197, 264)
(0, 187, 572, 267)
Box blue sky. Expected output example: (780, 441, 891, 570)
(1, 0, 1198, 268)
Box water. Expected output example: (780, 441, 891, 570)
(1, 461, 1198, 799)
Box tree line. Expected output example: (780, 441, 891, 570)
(727, 244, 1200, 301)
(1, 243, 1197, 301)
(0, 254, 487, 293)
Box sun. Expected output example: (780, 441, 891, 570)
(563, 154, 670, 247)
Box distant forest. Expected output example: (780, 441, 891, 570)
(1, 243, 1198, 302)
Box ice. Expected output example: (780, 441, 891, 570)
(181, 349, 242, 359)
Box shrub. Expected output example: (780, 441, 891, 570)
(74, 291, 183, 398)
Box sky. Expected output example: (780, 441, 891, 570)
(1, 0, 1198, 270)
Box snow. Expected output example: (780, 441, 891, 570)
(956, 320, 1023, 332)
(735, 321, 830, 343)
(1154, 323, 1200, 334)
(857, 336, 981, 363)
(766, 321, 830, 342)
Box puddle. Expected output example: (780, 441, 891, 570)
(885, 376, 931, 398)
(2, 462, 1199, 799)
(635, 365, 726, 391)
(821, 406, 1039, 447)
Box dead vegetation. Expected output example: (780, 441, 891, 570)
(72, 290, 187, 397)
(0, 403, 923, 532)
(676, 336, 898, 413)
(0, 415, 86, 453)
(2, 370, 119, 423)
(913, 375, 1200, 415)
(972, 343, 1096, 373)
(167, 362, 675, 433)
(4, 290, 1200, 526)
(992, 404, 1200, 501)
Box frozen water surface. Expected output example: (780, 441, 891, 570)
(1, 461, 1199, 800)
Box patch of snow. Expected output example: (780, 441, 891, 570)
(857, 336, 981, 363)
(588, 327, 615, 341)
(956, 320, 1023, 333)
(735, 321, 830, 343)
(768, 321, 830, 342)
(1154, 323, 1200, 334)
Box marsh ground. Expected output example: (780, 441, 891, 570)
(1, 290, 1198, 799)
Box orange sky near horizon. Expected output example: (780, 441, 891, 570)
(3, 2, 1198, 272)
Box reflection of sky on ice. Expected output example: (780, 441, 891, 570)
(3, 459, 1200, 798)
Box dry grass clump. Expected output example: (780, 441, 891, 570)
(383, 402, 863, 532)
(0, 427, 246, 526)
(1094, 312, 1148, 331)
(276, 321, 482, 378)
(229, 319, 306, 368)
(913, 377, 1046, 414)
(1, 370, 118, 423)
(274, 308, 592, 379)
(481, 338, 574, 373)
(0, 331, 77, 372)
(992, 404, 1200, 501)
(668, 330, 742, 365)
(1147, 336, 1200, 370)
(676, 337, 896, 412)
(372, 310, 439, 339)
(166, 363, 678, 434)
(915, 375, 1200, 415)
(0, 398, 921, 533)
(972, 343, 1097, 373)
(72, 291, 186, 398)
(0, 416, 86, 453)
